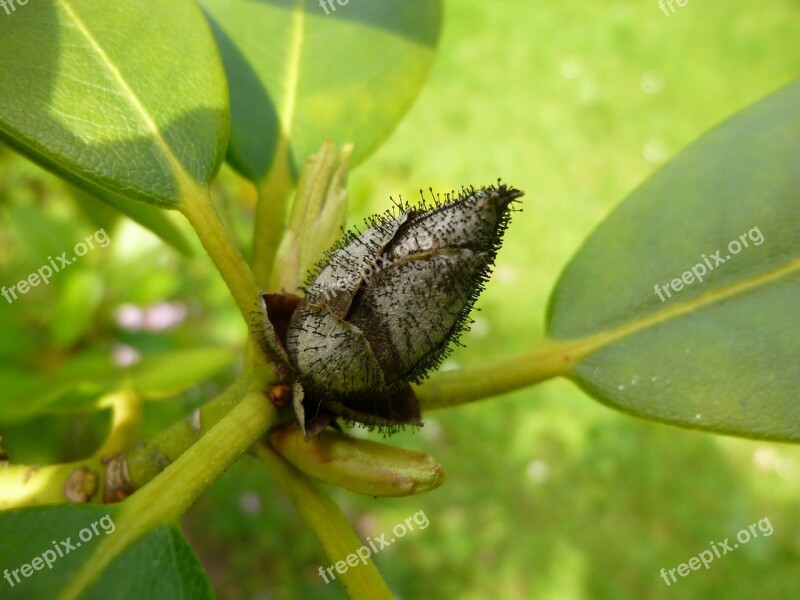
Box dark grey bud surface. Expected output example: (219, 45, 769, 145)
(267, 182, 524, 436)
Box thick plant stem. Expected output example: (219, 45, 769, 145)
(60, 390, 278, 600)
(123, 366, 263, 488)
(254, 443, 395, 600)
(181, 189, 264, 336)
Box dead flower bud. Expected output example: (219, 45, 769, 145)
(262, 182, 523, 436)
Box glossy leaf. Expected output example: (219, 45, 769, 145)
(548, 81, 800, 441)
(199, 0, 442, 181)
(0, 505, 211, 599)
(0, 0, 228, 208)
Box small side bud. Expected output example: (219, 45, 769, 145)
(270, 424, 445, 497)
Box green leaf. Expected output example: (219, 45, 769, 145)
(0, 353, 117, 423)
(0, 0, 228, 208)
(129, 346, 237, 397)
(548, 81, 800, 442)
(51, 271, 105, 349)
(0, 302, 38, 361)
(0, 506, 212, 599)
(0, 366, 40, 401)
(72, 189, 194, 257)
(198, 0, 442, 181)
(8, 204, 76, 263)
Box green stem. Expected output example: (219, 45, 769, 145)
(180, 189, 264, 335)
(415, 338, 582, 410)
(252, 148, 293, 287)
(60, 389, 278, 600)
(254, 443, 395, 600)
(124, 366, 261, 487)
(0, 460, 105, 509)
(93, 387, 143, 458)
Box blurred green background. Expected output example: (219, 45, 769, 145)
(1, 0, 799, 599)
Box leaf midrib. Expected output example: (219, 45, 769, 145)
(58, 0, 199, 196)
(561, 254, 800, 364)
(281, 0, 305, 139)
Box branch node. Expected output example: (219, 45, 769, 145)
(63, 467, 99, 503)
(103, 454, 135, 503)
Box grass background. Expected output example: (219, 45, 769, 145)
(1, 0, 799, 598)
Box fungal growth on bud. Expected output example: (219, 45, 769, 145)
(262, 182, 523, 437)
